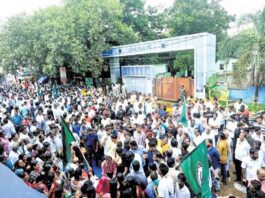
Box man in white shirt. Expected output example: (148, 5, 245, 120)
(193, 128, 204, 146)
(158, 163, 175, 198)
(175, 173, 191, 198)
(167, 157, 179, 183)
(234, 99, 248, 113)
(242, 148, 265, 182)
(170, 139, 181, 160)
(234, 132, 250, 181)
(253, 127, 263, 142)
(202, 126, 216, 147)
(101, 115, 111, 128)
(9, 145, 19, 165)
(100, 127, 112, 156)
(133, 125, 146, 147)
(208, 113, 220, 143)
(2, 118, 16, 139)
(226, 116, 237, 138)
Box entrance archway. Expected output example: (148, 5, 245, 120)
(103, 32, 216, 98)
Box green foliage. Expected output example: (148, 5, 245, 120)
(218, 29, 257, 60)
(173, 50, 194, 73)
(223, 7, 265, 87)
(206, 74, 228, 100)
(247, 103, 265, 112)
(120, 0, 167, 41)
(168, 0, 234, 73)
(0, 0, 138, 77)
(168, 0, 234, 39)
(0, 0, 239, 78)
(0, 14, 31, 74)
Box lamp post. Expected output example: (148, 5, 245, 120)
(252, 49, 260, 104)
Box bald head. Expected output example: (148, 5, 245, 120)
(257, 167, 265, 181)
(224, 130, 230, 138)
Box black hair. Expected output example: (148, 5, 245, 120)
(159, 163, 169, 176)
(171, 138, 178, 148)
(132, 160, 140, 172)
(130, 140, 137, 147)
(181, 142, 189, 151)
(149, 138, 157, 145)
(255, 140, 262, 150)
(81, 180, 96, 198)
(117, 172, 125, 183)
(219, 132, 226, 140)
(149, 163, 157, 171)
(150, 172, 158, 181)
(155, 151, 163, 159)
(117, 141, 123, 148)
(167, 157, 175, 168)
(243, 127, 250, 133)
(74, 167, 82, 180)
(125, 151, 135, 164)
(148, 141, 156, 148)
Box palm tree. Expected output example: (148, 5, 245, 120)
(220, 7, 265, 103)
(251, 8, 265, 101)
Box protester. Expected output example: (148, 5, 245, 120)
(0, 80, 265, 198)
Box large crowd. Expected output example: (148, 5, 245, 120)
(0, 81, 265, 198)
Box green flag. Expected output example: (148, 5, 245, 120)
(37, 84, 43, 97)
(179, 97, 188, 127)
(181, 141, 211, 198)
(52, 82, 58, 98)
(61, 118, 75, 166)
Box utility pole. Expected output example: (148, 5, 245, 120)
(254, 50, 260, 103)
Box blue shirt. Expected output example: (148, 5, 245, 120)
(72, 123, 81, 136)
(5, 158, 14, 170)
(159, 109, 167, 117)
(208, 146, 220, 170)
(20, 108, 29, 117)
(12, 114, 23, 126)
(85, 133, 98, 149)
(145, 182, 156, 198)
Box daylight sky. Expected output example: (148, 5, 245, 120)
(0, 0, 265, 23)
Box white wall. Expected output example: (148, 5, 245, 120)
(216, 58, 237, 73)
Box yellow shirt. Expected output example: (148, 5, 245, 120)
(217, 140, 229, 164)
(157, 140, 170, 154)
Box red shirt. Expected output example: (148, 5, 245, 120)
(101, 160, 117, 176)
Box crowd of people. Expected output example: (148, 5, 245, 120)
(0, 80, 265, 198)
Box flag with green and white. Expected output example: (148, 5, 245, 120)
(181, 141, 211, 198)
(61, 118, 76, 166)
(37, 84, 43, 98)
(52, 82, 58, 99)
(179, 97, 188, 127)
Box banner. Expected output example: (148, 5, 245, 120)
(181, 141, 211, 198)
(60, 67, 67, 84)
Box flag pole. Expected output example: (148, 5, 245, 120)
(73, 141, 91, 171)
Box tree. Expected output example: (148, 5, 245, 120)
(168, 0, 234, 73)
(0, 14, 32, 76)
(220, 7, 265, 101)
(173, 50, 194, 75)
(0, 0, 138, 77)
(120, 0, 167, 41)
(169, 0, 233, 39)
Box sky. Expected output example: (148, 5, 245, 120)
(0, 0, 265, 26)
